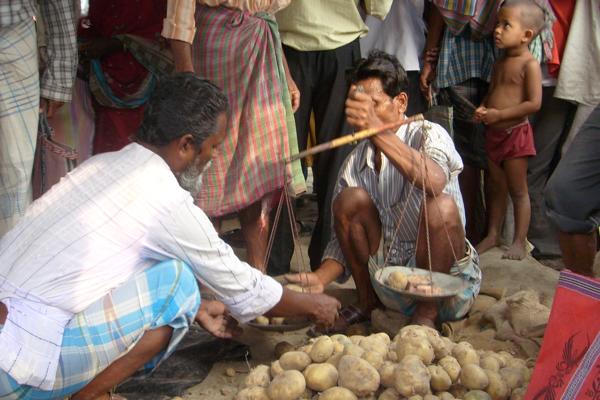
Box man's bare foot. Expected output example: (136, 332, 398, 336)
(476, 234, 501, 255)
(502, 241, 527, 260)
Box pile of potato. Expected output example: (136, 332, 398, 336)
(235, 325, 532, 400)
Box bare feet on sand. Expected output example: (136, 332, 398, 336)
(502, 240, 527, 260)
(476, 234, 501, 255)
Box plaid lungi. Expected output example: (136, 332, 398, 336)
(0, 19, 39, 236)
(0, 260, 201, 399)
(191, 6, 305, 217)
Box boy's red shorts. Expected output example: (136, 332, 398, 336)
(485, 120, 536, 165)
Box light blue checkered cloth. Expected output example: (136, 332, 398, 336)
(0, 260, 201, 399)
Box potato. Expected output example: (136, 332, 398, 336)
(254, 316, 269, 325)
(499, 367, 524, 391)
(484, 370, 509, 400)
(338, 355, 381, 396)
(363, 350, 385, 370)
(360, 335, 389, 356)
(235, 386, 270, 400)
(510, 388, 526, 400)
(319, 386, 358, 400)
(394, 355, 431, 397)
(408, 396, 424, 400)
(379, 361, 397, 388)
(303, 363, 339, 391)
(437, 392, 455, 400)
(299, 387, 314, 399)
(495, 352, 513, 368)
(343, 343, 366, 358)
(378, 388, 401, 400)
(274, 341, 295, 358)
(424, 395, 440, 400)
(331, 334, 353, 346)
(373, 332, 391, 344)
(350, 335, 365, 345)
(397, 325, 434, 340)
(326, 352, 344, 368)
(438, 356, 461, 383)
(452, 342, 480, 367)
(270, 317, 285, 325)
(279, 351, 312, 371)
(464, 390, 492, 400)
(270, 360, 284, 377)
(506, 358, 527, 371)
(267, 370, 306, 400)
(460, 364, 489, 390)
(480, 356, 501, 372)
(387, 271, 408, 290)
(244, 365, 270, 388)
(333, 341, 345, 354)
(428, 365, 452, 392)
(285, 283, 304, 292)
(298, 344, 313, 354)
(396, 336, 435, 365)
(311, 336, 335, 362)
(430, 335, 453, 360)
(387, 350, 398, 362)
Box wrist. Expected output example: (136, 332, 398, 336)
(315, 261, 344, 286)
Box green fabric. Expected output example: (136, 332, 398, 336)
(261, 13, 305, 196)
(275, 0, 393, 51)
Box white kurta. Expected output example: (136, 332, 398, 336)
(0, 143, 282, 389)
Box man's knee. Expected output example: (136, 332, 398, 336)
(150, 260, 201, 313)
(332, 187, 375, 226)
(424, 194, 462, 231)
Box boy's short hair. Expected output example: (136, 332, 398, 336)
(347, 50, 409, 98)
(502, 0, 547, 35)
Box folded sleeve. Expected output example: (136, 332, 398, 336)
(162, 0, 197, 44)
(364, 0, 393, 20)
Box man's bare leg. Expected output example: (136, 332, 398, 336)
(477, 160, 508, 255)
(239, 199, 270, 272)
(71, 326, 173, 400)
(413, 194, 466, 328)
(332, 188, 382, 313)
(559, 231, 598, 276)
(503, 157, 530, 260)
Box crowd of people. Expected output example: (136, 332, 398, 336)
(0, 0, 599, 399)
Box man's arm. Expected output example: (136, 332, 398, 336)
(38, 0, 78, 117)
(345, 89, 449, 196)
(420, 4, 445, 101)
(162, 0, 196, 73)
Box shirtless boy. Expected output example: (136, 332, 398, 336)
(474, 0, 544, 260)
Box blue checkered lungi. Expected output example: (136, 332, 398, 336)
(0, 260, 201, 399)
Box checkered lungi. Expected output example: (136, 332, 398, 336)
(0, 260, 201, 399)
(0, 18, 40, 236)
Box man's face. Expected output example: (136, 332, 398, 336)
(355, 77, 406, 124)
(178, 113, 227, 195)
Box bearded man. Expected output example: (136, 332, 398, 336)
(0, 74, 340, 400)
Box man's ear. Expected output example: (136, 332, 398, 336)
(177, 134, 196, 156)
(394, 92, 409, 115)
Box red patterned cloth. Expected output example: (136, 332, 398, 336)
(526, 271, 600, 400)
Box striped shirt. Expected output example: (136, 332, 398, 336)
(0, 143, 282, 390)
(0, 0, 78, 102)
(322, 121, 465, 280)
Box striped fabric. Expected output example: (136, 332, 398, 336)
(0, 260, 201, 399)
(322, 120, 466, 279)
(432, 0, 500, 38)
(191, 5, 305, 217)
(0, 0, 36, 27)
(434, 28, 496, 89)
(0, 19, 39, 237)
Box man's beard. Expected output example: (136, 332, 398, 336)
(178, 160, 212, 197)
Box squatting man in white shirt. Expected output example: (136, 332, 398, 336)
(0, 74, 340, 400)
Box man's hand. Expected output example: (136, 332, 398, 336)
(419, 62, 436, 103)
(79, 38, 122, 60)
(308, 293, 341, 328)
(284, 272, 325, 293)
(288, 78, 301, 113)
(195, 299, 242, 339)
(40, 98, 64, 118)
(345, 85, 384, 131)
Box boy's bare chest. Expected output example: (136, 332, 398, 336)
(493, 58, 527, 86)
